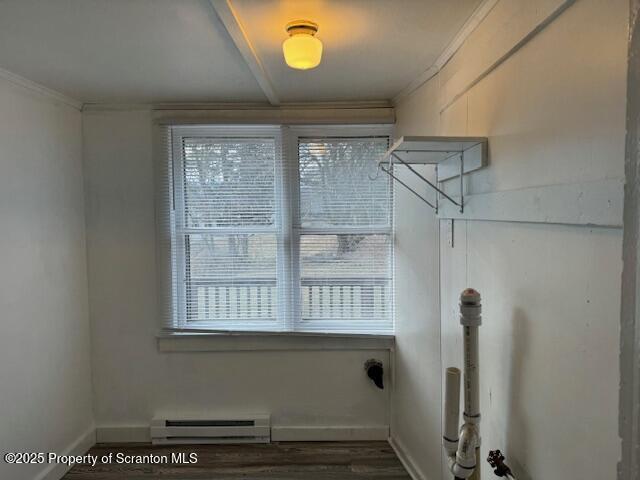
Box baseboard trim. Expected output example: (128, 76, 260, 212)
(34, 425, 96, 480)
(271, 425, 389, 442)
(95, 424, 389, 443)
(388, 436, 428, 480)
(96, 426, 151, 443)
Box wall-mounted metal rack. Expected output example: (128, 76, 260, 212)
(376, 136, 488, 213)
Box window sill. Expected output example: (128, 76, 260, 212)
(157, 331, 395, 352)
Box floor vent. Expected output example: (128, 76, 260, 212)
(151, 415, 270, 444)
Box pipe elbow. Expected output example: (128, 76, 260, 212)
(447, 425, 479, 478)
(448, 456, 475, 479)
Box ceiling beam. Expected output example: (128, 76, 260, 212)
(209, 0, 280, 106)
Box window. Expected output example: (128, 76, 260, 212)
(162, 125, 393, 335)
(296, 136, 393, 333)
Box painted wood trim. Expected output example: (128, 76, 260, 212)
(394, 0, 578, 111)
(82, 100, 392, 112)
(618, 1, 640, 477)
(392, 0, 500, 104)
(271, 426, 389, 442)
(437, 178, 624, 228)
(34, 426, 96, 480)
(157, 332, 394, 352)
(97, 425, 389, 443)
(209, 0, 280, 106)
(388, 436, 429, 480)
(151, 107, 395, 125)
(437, 142, 486, 181)
(0, 67, 82, 110)
(439, 0, 577, 114)
(96, 426, 151, 443)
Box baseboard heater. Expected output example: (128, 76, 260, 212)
(151, 415, 270, 444)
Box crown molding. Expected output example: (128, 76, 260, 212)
(0, 67, 82, 110)
(392, 0, 500, 105)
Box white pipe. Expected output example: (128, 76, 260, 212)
(460, 289, 481, 424)
(455, 425, 479, 477)
(463, 325, 480, 421)
(444, 288, 482, 479)
(443, 367, 461, 455)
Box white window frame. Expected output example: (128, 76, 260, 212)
(287, 125, 394, 334)
(171, 125, 286, 332)
(168, 124, 394, 335)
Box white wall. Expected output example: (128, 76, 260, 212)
(393, 0, 626, 478)
(390, 76, 443, 479)
(82, 109, 390, 438)
(0, 77, 93, 480)
(391, 164, 441, 480)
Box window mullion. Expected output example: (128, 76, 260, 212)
(281, 127, 301, 332)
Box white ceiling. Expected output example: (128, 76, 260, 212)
(0, 0, 482, 105)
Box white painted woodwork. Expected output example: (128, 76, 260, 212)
(0, 66, 81, 110)
(158, 333, 394, 352)
(440, 220, 621, 480)
(424, 0, 626, 227)
(393, 1, 627, 479)
(35, 428, 96, 480)
(437, 0, 577, 111)
(209, 0, 280, 105)
(151, 105, 394, 125)
(393, 0, 500, 104)
(618, 0, 640, 477)
(437, 178, 624, 227)
(270, 425, 389, 441)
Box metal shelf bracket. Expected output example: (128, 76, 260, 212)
(373, 136, 488, 215)
(381, 152, 464, 213)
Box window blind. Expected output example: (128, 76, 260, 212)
(158, 126, 392, 335)
(296, 137, 393, 334)
(165, 126, 287, 331)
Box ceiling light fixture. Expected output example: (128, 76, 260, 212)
(282, 20, 322, 70)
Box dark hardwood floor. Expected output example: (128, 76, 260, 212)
(63, 441, 411, 479)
